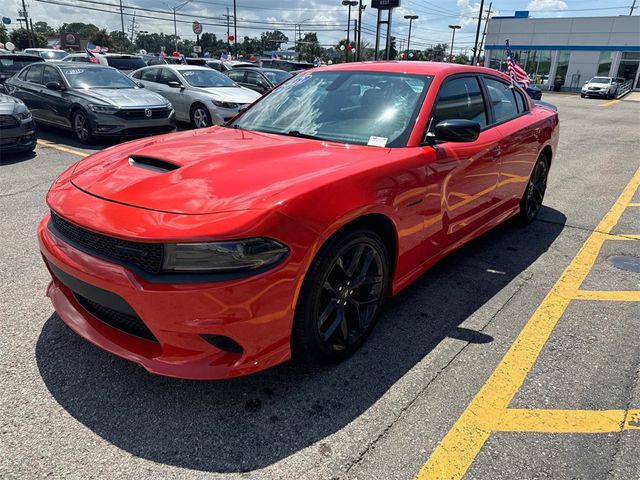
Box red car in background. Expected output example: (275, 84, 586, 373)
(38, 62, 559, 379)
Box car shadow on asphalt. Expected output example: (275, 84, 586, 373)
(35, 207, 566, 473)
(0, 149, 37, 165)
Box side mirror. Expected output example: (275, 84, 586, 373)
(432, 119, 480, 143)
(45, 81, 64, 91)
(168, 81, 184, 89)
(136, 81, 145, 88)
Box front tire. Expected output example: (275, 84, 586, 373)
(190, 103, 212, 129)
(292, 229, 390, 363)
(72, 110, 93, 144)
(517, 154, 549, 225)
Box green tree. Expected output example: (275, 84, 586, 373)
(58, 22, 99, 38)
(378, 36, 397, 60)
(10, 28, 47, 49)
(32, 21, 56, 36)
(200, 32, 227, 56)
(89, 29, 113, 49)
(109, 30, 132, 53)
(135, 33, 178, 54)
(260, 30, 288, 51)
(453, 53, 471, 65)
(424, 43, 448, 62)
(296, 32, 321, 62)
(0, 25, 8, 44)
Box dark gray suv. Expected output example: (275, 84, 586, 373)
(5, 63, 175, 144)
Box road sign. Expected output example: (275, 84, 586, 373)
(372, 0, 400, 8)
(192, 20, 203, 35)
(193, 46, 202, 53)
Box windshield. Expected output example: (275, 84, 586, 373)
(40, 51, 67, 61)
(590, 77, 611, 84)
(231, 71, 431, 147)
(180, 69, 236, 87)
(0, 56, 43, 71)
(61, 67, 138, 89)
(106, 56, 146, 71)
(263, 70, 291, 85)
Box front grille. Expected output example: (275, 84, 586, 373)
(0, 115, 18, 129)
(49, 211, 164, 274)
(115, 107, 172, 120)
(75, 293, 158, 341)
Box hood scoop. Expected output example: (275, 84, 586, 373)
(127, 156, 180, 173)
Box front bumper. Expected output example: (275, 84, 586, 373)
(0, 117, 37, 153)
(38, 213, 300, 380)
(89, 109, 177, 138)
(581, 88, 608, 97)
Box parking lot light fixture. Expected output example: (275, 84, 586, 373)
(448, 24, 461, 62)
(342, 0, 358, 63)
(166, 0, 192, 52)
(404, 15, 418, 60)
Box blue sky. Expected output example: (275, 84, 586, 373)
(4, 0, 638, 54)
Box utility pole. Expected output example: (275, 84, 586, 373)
(630, 0, 636, 15)
(471, 0, 484, 65)
(233, 0, 238, 58)
(353, 19, 357, 59)
(226, 8, 230, 54)
(477, 2, 493, 66)
(129, 12, 138, 45)
(119, 0, 126, 52)
(20, 0, 33, 47)
(357, 0, 365, 61)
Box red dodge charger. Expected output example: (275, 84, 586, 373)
(39, 62, 559, 379)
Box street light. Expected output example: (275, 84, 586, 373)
(448, 24, 461, 62)
(166, 0, 191, 52)
(342, 0, 358, 63)
(404, 14, 418, 60)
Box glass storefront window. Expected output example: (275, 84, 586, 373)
(554, 51, 571, 87)
(597, 51, 614, 76)
(617, 51, 640, 83)
(486, 49, 552, 86)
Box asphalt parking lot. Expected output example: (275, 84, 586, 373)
(1, 93, 639, 480)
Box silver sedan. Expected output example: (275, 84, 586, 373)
(131, 65, 261, 128)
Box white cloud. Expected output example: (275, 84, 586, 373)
(456, 0, 482, 28)
(526, 0, 569, 15)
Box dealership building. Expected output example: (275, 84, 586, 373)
(484, 12, 640, 91)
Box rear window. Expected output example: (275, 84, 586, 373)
(106, 56, 146, 71)
(0, 55, 44, 72)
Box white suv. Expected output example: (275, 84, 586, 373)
(61, 53, 146, 72)
(581, 76, 621, 99)
(23, 48, 68, 62)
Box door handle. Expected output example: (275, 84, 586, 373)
(533, 127, 541, 139)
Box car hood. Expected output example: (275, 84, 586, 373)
(69, 127, 391, 215)
(75, 88, 169, 107)
(191, 86, 260, 103)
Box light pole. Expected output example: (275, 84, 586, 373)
(342, 0, 358, 63)
(167, 0, 191, 53)
(448, 24, 461, 62)
(404, 14, 418, 60)
(357, 0, 366, 61)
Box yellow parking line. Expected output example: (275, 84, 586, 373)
(416, 167, 640, 480)
(628, 203, 640, 207)
(607, 234, 640, 240)
(493, 409, 638, 433)
(600, 99, 622, 108)
(37, 140, 88, 157)
(574, 290, 640, 302)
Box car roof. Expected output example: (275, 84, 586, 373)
(57, 63, 115, 70)
(1, 53, 43, 59)
(160, 64, 216, 71)
(233, 67, 288, 73)
(25, 48, 65, 52)
(317, 61, 511, 80)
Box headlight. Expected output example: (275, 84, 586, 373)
(162, 238, 289, 273)
(15, 110, 32, 120)
(212, 99, 239, 109)
(88, 104, 120, 114)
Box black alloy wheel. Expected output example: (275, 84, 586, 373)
(72, 110, 93, 144)
(518, 154, 549, 224)
(292, 229, 390, 363)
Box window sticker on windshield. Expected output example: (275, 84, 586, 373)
(64, 69, 85, 75)
(182, 71, 195, 76)
(368, 136, 388, 147)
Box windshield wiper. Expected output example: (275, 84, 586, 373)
(284, 130, 328, 141)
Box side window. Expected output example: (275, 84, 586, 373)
(227, 70, 245, 82)
(245, 71, 263, 85)
(513, 88, 528, 113)
(26, 64, 45, 84)
(158, 68, 180, 85)
(18, 67, 30, 80)
(432, 76, 487, 128)
(42, 66, 63, 85)
(484, 77, 519, 124)
(140, 68, 159, 82)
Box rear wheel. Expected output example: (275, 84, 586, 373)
(517, 154, 549, 225)
(580, 94, 585, 98)
(190, 103, 212, 129)
(72, 110, 93, 144)
(292, 229, 390, 363)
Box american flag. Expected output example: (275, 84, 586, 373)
(505, 40, 530, 88)
(85, 46, 100, 64)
